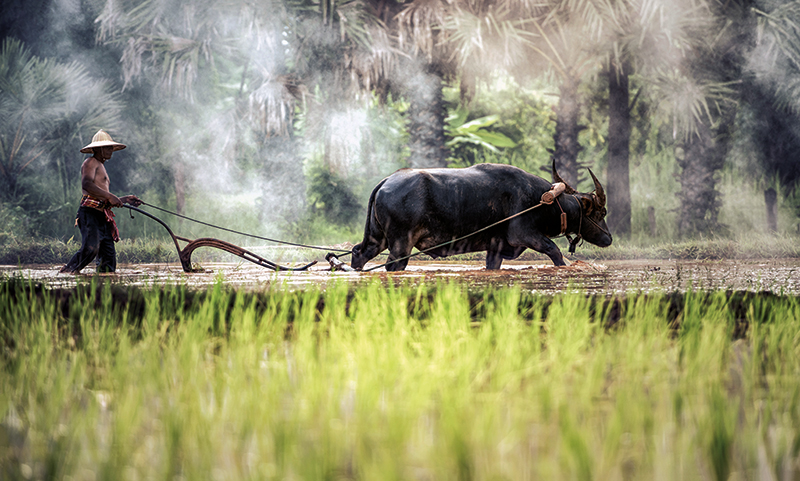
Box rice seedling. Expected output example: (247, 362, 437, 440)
(1, 278, 799, 480)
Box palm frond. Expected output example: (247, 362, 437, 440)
(442, 1, 538, 71)
(247, 76, 299, 137)
(395, 0, 451, 62)
(750, 4, 800, 114)
(649, 66, 737, 140)
(0, 38, 124, 197)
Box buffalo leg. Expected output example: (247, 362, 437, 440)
(385, 253, 410, 271)
(385, 237, 414, 271)
(507, 219, 567, 266)
(485, 238, 506, 270)
(531, 236, 566, 266)
(509, 232, 565, 266)
(486, 252, 504, 270)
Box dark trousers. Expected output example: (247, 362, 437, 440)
(62, 206, 117, 273)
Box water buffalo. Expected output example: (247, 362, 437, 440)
(351, 162, 612, 271)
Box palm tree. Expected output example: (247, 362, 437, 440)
(560, 0, 756, 238)
(389, 0, 460, 169)
(97, 0, 242, 213)
(440, 0, 606, 185)
(0, 38, 62, 199)
(606, 58, 632, 235)
(668, 0, 754, 237)
(746, 2, 800, 214)
(583, 0, 703, 237)
(0, 38, 122, 203)
(517, 2, 599, 187)
(357, 0, 525, 171)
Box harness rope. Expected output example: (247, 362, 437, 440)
(131, 202, 352, 254)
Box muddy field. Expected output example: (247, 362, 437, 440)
(2, 258, 799, 294)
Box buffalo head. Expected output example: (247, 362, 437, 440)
(552, 161, 613, 247)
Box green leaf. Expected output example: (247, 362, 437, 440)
(472, 130, 517, 148)
(445, 106, 470, 129)
(458, 115, 500, 133)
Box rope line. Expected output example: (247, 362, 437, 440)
(135, 202, 352, 254)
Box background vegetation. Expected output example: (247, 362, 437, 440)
(2, 0, 800, 255)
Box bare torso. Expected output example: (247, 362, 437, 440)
(81, 157, 111, 196)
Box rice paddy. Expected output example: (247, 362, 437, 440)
(1, 274, 799, 480)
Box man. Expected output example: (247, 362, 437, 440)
(60, 130, 143, 274)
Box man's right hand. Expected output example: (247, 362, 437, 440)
(120, 195, 143, 207)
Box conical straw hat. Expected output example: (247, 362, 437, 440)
(80, 129, 126, 153)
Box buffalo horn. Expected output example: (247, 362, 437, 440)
(551, 160, 577, 194)
(588, 169, 606, 207)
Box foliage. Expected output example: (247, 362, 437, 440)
(442, 78, 559, 174)
(0, 201, 31, 241)
(444, 104, 516, 167)
(752, 1, 800, 115)
(0, 38, 123, 202)
(304, 164, 361, 226)
(0, 237, 179, 266)
(0, 37, 125, 240)
(283, 213, 360, 247)
(2, 280, 800, 478)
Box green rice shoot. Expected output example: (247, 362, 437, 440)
(1, 278, 799, 480)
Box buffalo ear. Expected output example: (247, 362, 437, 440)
(579, 195, 594, 215)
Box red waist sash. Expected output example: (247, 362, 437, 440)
(80, 195, 120, 242)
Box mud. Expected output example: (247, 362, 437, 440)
(2, 258, 798, 294)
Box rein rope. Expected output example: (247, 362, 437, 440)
(131, 202, 352, 254)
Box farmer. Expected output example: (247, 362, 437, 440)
(59, 130, 143, 274)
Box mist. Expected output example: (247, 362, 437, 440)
(1, 0, 799, 248)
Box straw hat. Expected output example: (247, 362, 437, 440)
(80, 129, 126, 153)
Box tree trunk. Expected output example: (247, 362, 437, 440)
(552, 76, 582, 187)
(174, 162, 185, 216)
(405, 66, 449, 169)
(764, 188, 778, 232)
(0, 173, 17, 202)
(647, 206, 657, 237)
(676, 122, 722, 237)
(607, 62, 631, 237)
(676, 104, 737, 237)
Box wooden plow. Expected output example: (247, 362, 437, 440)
(125, 205, 317, 272)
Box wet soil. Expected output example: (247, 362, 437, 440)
(3, 258, 799, 294)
